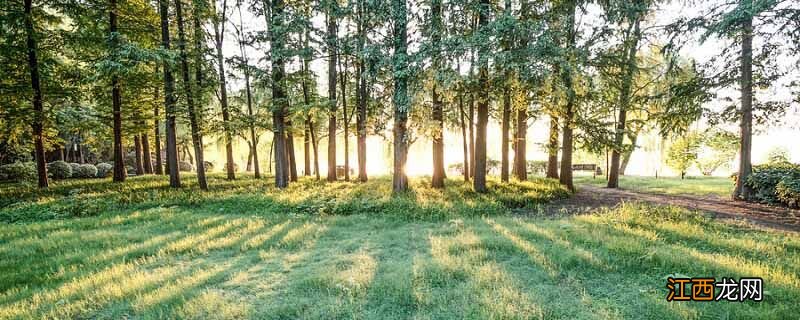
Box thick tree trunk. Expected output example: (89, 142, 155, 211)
(268, 0, 289, 188)
(473, 0, 490, 193)
(500, 87, 510, 182)
(159, 0, 180, 186)
(110, 0, 125, 183)
(733, 0, 753, 201)
(134, 135, 145, 175)
(514, 106, 528, 181)
(558, 0, 577, 192)
(430, 0, 445, 188)
(356, 9, 368, 182)
(619, 132, 637, 176)
(176, 0, 207, 190)
(142, 132, 153, 174)
(546, 115, 559, 179)
(326, 12, 338, 182)
(214, 0, 235, 180)
(392, 0, 409, 192)
(24, 0, 48, 188)
(608, 19, 641, 189)
(458, 94, 470, 181)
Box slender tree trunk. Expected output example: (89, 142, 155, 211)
(246, 143, 253, 171)
(270, 0, 288, 188)
(310, 119, 320, 180)
(326, 11, 338, 182)
(500, 87, 510, 182)
(213, 0, 235, 180)
(340, 59, 350, 181)
(176, 0, 207, 190)
(153, 86, 163, 175)
(356, 5, 368, 182)
(546, 115, 559, 179)
(134, 135, 145, 175)
(110, 0, 125, 183)
(392, 0, 409, 192)
(619, 132, 637, 176)
(237, 15, 259, 179)
(142, 132, 153, 174)
(77, 142, 84, 164)
(733, 0, 753, 201)
(304, 122, 311, 176)
(608, 19, 641, 189)
(514, 106, 528, 180)
(287, 129, 298, 182)
(458, 94, 470, 181)
(159, 0, 180, 186)
(558, 0, 577, 191)
(24, 0, 48, 188)
(468, 93, 475, 178)
(473, 0, 490, 193)
(430, 0, 445, 188)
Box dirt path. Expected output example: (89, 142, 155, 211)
(538, 185, 800, 233)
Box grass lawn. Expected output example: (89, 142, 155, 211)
(574, 175, 733, 198)
(1, 175, 798, 319)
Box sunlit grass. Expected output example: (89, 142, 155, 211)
(574, 175, 733, 197)
(0, 175, 798, 319)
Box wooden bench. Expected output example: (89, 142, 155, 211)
(572, 163, 602, 178)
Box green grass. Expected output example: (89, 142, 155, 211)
(1, 175, 798, 319)
(574, 175, 733, 197)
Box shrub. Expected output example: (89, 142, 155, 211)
(745, 163, 800, 204)
(0, 162, 37, 182)
(69, 163, 81, 175)
(47, 161, 72, 179)
(74, 164, 98, 178)
(96, 163, 113, 178)
(776, 179, 800, 208)
(179, 161, 194, 172)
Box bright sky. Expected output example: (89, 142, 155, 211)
(203, 0, 799, 178)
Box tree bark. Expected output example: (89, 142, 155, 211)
(514, 106, 528, 181)
(134, 135, 145, 175)
(24, 0, 48, 188)
(110, 0, 125, 183)
(213, 0, 235, 180)
(430, 0, 445, 188)
(608, 19, 641, 189)
(392, 0, 409, 192)
(558, 0, 577, 192)
(500, 87, 510, 182)
(733, 0, 753, 201)
(159, 0, 180, 186)
(619, 131, 637, 176)
(468, 93, 475, 178)
(473, 0, 490, 193)
(153, 85, 163, 175)
(270, 0, 288, 188)
(310, 118, 320, 180)
(176, 0, 207, 190)
(356, 4, 368, 182)
(142, 132, 153, 174)
(458, 94, 470, 181)
(326, 10, 338, 182)
(287, 129, 298, 182)
(340, 58, 350, 181)
(546, 115, 559, 179)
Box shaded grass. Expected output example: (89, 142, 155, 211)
(574, 175, 733, 197)
(1, 176, 798, 319)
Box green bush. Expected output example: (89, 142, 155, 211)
(69, 163, 81, 175)
(0, 162, 37, 182)
(96, 163, 113, 178)
(74, 164, 98, 178)
(179, 161, 194, 172)
(745, 163, 800, 205)
(776, 179, 800, 208)
(47, 161, 72, 179)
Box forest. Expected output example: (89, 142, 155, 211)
(1, 0, 800, 318)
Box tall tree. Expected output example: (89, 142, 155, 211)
(23, 0, 48, 188)
(430, 0, 445, 188)
(473, 0, 491, 193)
(110, 0, 126, 183)
(546, 115, 559, 179)
(391, 0, 409, 192)
(355, 0, 368, 182)
(212, 0, 235, 179)
(270, 0, 289, 188)
(326, 4, 338, 182)
(234, 0, 259, 178)
(175, 0, 207, 190)
(558, 0, 577, 191)
(160, 0, 181, 187)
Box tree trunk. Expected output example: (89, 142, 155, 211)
(310, 118, 320, 180)
(153, 86, 163, 175)
(134, 135, 145, 175)
(270, 0, 289, 188)
(514, 106, 528, 180)
(430, 0, 445, 188)
(458, 94, 470, 181)
(287, 129, 298, 182)
(326, 11, 338, 182)
(340, 59, 350, 181)
(213, 0, 235, 180)
(608, 19, 641, 189)
(159, 0, 180, 187)
(110, 0, 125, 183)
(304, 120, 311, 176)
(558, 0, 577, 192)
(473, 0, 490, 193)
(176, 0, 207, 190)
(733, 0, 753, 201)
(392, 0, 409, 192)
(142, 132, 153, 174)
(237, 14, 259, 179)
(500, 87, 510, 182)
(24, 0, 48, 188)
(619, 131, 637, 176)
(468, 93, 476, 178)
(246, 143, 253, 171)
(546, 115, 559, 179)
(356, 6, 368, 182)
